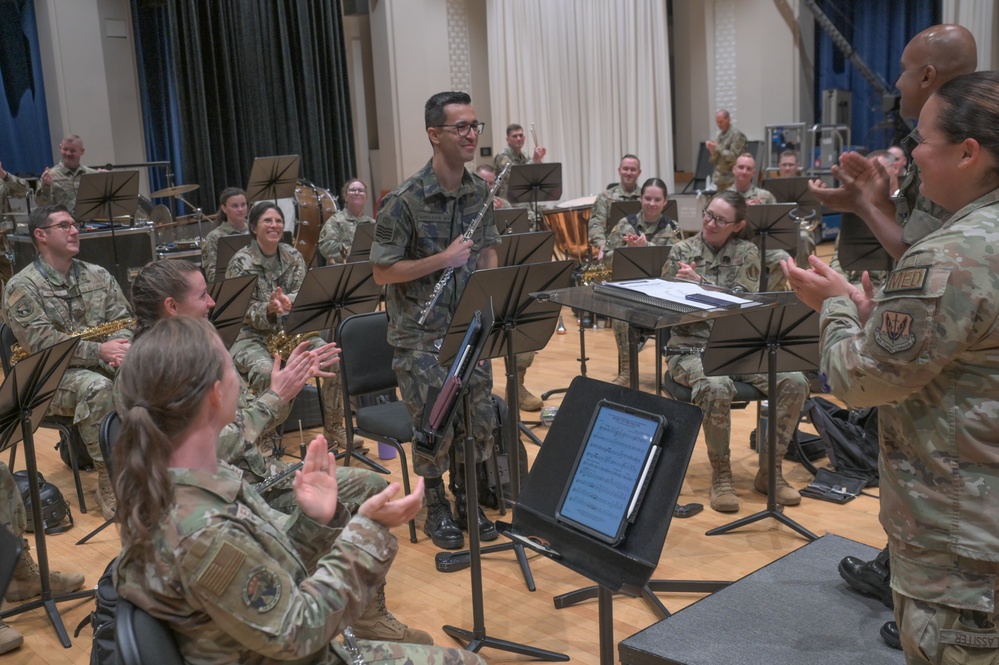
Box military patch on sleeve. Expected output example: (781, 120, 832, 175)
(241, 565, 281, 613)
(874, 310, 916, 353)
(883, 266, 930, 294)
(197, 541, 246, 597)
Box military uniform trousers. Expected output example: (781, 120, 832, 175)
(0, 461, 25, 539)
(51, 367, 115, 462)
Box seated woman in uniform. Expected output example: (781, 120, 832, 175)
(113, 317, 470, 663)
(605, 177, 682, 386)
(662, 190, 809, 513)
(317, 178, 373, 264)
(201, 187, 249, 282)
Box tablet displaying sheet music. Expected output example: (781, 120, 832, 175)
(555, 400, 666, 546)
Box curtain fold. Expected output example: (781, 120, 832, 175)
(487, 0, 674, 199)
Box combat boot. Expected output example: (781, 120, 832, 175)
(612, 347, 631, 386)
(517, 368, 543, 412)
(4, 545, 85, 602)
(352, 584, 434, 645)
(325, 423, 369, 454)
(707, 453, 739, 513)
(453, 486, 498, 541)
(0, 622, 23, 655)
(753, 465, 801, 506)
(423, 483, 464, 550)
(95, 461, 116, 521)
(838, 546, 893, 609)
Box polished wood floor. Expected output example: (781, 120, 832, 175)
(1, 243, 887, 665)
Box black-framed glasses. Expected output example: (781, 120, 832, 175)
(702, 208, 736, 227)
(38, 221, 79, 233)
(435, 121, 485, 137)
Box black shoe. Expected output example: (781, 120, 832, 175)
(838, 546, 893, 609)
(880, 621, 901, 650)
(454, 490, 499, 541)
(423, 487, 464, 550)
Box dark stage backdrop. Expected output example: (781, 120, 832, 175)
(133, 0, 355, 212)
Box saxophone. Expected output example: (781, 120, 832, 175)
(264, 330, 321, 360)
(10, 317, 135, 365)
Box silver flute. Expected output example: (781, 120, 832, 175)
(417, 163, 510, 325)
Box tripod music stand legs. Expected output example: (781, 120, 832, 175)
(705, 347, 817, 541)
(442, 392, 567, 661)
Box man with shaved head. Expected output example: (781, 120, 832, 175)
(35, 134, 99, 213)
(706, 109, 747, 192)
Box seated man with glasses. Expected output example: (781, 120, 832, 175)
(661, 191, 809, 514)
(2, 204, 133, 520)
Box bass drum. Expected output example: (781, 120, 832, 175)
(293, 180, 338, 265)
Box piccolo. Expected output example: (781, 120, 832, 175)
(416, 163, 510, 326)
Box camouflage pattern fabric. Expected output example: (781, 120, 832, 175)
(820, 189, 999, 635)
(895, 162, 949, 246)
(317, 210, 374, 265)
(34, 163, 98, 212)
(0, 173, 30, 284)
(663, 233, 808, 456)
(709, 127, 748, 192)
(588, 184, 641, 251)
(735, 185, 776, 204)
(493, 145, 530, 200)
(116, 463, 473, 665)
(0, 461, 25, 539)
(3, 257, 133, 461)
(202, 222, 250, 282)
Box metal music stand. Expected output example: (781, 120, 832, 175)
(745, 203, 798, 292)
(494, 208, 531, 235)
(838, 212, 894, 273)
(214, 234, 253, 282)
(208, 274, 259, 349)
(0, 337, 95, 648)
(433, 285, 569, 662)
(75, 170, 141, 284)
(607, 200, 642, 230)
(344, 223, 375, 263)
(763, 176, 821, 265)
(506, 163, 563, 222)
(245, 155, 300, 203)
(701, 298, 820, 541)
(434, 261, 573, 588)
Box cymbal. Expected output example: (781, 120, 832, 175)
(150, 183, 199, 198)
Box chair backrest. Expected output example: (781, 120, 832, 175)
(116, 597, 185, 665)
(99, 412, 121, 477)
(0, 323, 17, 374)
(337, 312, 398, 398)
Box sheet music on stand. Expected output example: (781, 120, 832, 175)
(594, 277, 758, 314)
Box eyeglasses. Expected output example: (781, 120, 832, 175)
(435, 121, 485, 137)
(38, 221, 78, 233)
(347, 188, 367, 194)
(702, 208, 736, 227)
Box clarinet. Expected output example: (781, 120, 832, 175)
(416, 163, 510, 326)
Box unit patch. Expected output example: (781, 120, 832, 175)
(242, 566, 281, 612)
(883, 266, 929, 294)
(874, 310, 916, 353)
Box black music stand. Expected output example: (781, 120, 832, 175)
(214, 234, 253, 282)
(745, 203, 798, 292)
(282, 262, 382, 467)
(500, 376, 726, 665)
(245, 154, 300, 202)
(0, 337, 95, 648)
(838, 212, 894, 274)
(495, 208, 531, 235)
(208, 274, 259, 348)
(506, 163, 563, 222)
(701, 300, 820, 541)
(607, 200, 642, 230)
(434, 261, 573, 587)
(344, 223, 375, 263)
(431, 301, 568, 662)
(763, 176, 821, 265)
(75, 170, 141, 284)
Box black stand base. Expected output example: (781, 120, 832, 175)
(705, 506, 818, 541)
(435, 541, 536, 591)
(442, 624, 569, 661)
(76, 517, 114, 545)
(518, 422, 544, 447)
(335, 447, 391, 474)
(554, 579, 730, 621)
(0, 588, 95, 647)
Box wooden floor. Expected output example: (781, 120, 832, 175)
(1, 243, 888, 665)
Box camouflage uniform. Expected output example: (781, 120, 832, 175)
(0, 173, 30, 284)
(202, 222, 250, 283)
(0, 462, 25, 541)
(116, 463, 483, 665)
(317, 210, 374, 265)
(34, 163, 99, 212)
(663, 234, 808, 457)
(737, 185, 790, 291)
(820, 188, 999, 664)
(710, 126, 748, 192)
(607, 212, 681, 357)
(3, 257, 132, 461)
(588, 184, 641, 251)
(371, 160, 500, 477)
(493, 146, 530, 201)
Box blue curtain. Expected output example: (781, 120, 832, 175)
(0, 0, 52, 177)
(131, 0, 184, 204)
(815, 0, 940, 150)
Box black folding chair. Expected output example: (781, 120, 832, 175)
(116, 597, 185, 665)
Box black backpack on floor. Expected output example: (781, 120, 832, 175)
(806, 397, 880, 486)
(76, 556, 118, 665)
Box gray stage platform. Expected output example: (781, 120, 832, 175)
(619, 534, 902, 665)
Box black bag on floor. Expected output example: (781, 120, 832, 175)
(13, 470, 73, 534)
(57, 431, 95, 472)
(477, 395, 528, 509)
(806, 397, 880, 487)
(75, 557, 118, 665)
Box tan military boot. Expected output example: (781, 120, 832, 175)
(4, 545, 85, 602)
(708, 453, 740, 513)
(326, 423, 369, 454)
(517, 368, 543, 412)
(352, 584, 434, 645)
(612, 347, 631, 386)
(0, 622, 23, 655)
(95, 461, 116, 521)
(754, 465, 801, 506)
